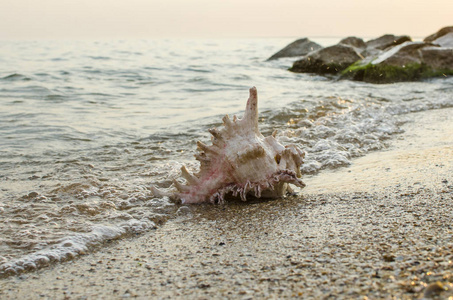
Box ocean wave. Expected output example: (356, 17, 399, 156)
(1, 73, 32, 81)
(0, 219, 155, 278)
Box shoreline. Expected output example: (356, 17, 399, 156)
(1, 107, 452, 299)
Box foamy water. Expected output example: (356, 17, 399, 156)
(1, 38, 452, 277)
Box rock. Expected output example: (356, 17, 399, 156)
(421, 47, 453, 69)
(382, 254, 395, 262)
(423, 282, 447, 298)
(267, 38, 322, 61)
(339, 37, 366, 49)
(341, 41, 453, 83)
(366, 34, 412, 50)
(431, 32, 453, 48)
(424, 26, 453, 43)
(371, 41, 429, 66)
(282, 26, 453, 83)
(289, 44, 363, 75)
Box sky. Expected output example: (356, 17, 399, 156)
(1, 0, 452, 39)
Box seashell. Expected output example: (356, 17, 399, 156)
(159, 87, 305, 204)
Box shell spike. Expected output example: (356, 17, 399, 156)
(242, 86, 259, 133)
(180, 165, 198, 185)
(272, 130, 278, 137)
(222, 115, 233, 128)
(208, 128, 222, 140)
(240, 188, 247, 201)
(255, 185, 262, 198)
(150, 185, 170, 197)
(197, 141, 217, 154)
(173, 179, 189, 192)
(240, 181, 251, 201)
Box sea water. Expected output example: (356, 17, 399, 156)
(1, 38, 452, 277)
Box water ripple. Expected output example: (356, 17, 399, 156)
(0, 38, 452, 278)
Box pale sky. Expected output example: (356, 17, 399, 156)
(1, 0, 452, 39)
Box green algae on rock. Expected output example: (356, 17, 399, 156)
(341, 62, 453, 83)
(340, 41, 453, 83)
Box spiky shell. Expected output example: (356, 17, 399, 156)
(174, 87, 305, 204)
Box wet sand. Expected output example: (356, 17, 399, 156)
(1, 108, 452, 299)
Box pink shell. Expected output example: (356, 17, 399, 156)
(168, 87, 305, 204)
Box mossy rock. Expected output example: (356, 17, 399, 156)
(341, 62, 453, 83)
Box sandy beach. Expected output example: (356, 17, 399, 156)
(1, 107, 452, 299)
